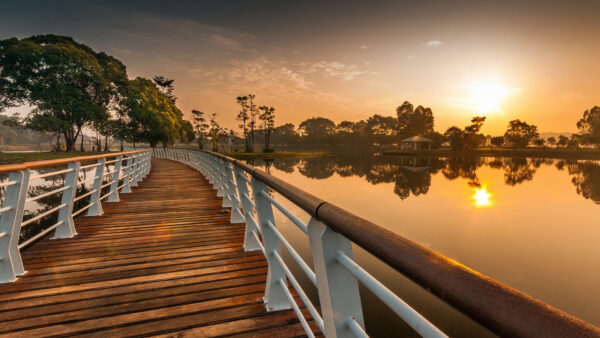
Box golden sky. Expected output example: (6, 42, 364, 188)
(2, 0, 599, 135)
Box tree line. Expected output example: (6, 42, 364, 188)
(0, 35, 195, 151)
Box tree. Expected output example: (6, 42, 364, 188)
(491, 136, 504, 147)
(0, 35, 128, 151)
(504, 119, 539, 148)
(444, 126, 465, 150)
(558, 135, 569, 147)
(259, 106, 275, 151)
(208, 113, 222, 151)
(298, 117, 336, 144)
(152, 76, 177, 103)
(236, 96, 251, 152)
(396, 101, 435, 137)
(119, 77, 183, 147)
(191, 110, 209, 149)
(179, 120, 196, 144)
(248, 94, 258, 151)
(463, 116, 486, 150)
(576, 106, 600, 145)
(366, 114, 397, 144)
(272, 123, 298, 146)
(533, 138, 545, 147)
(547, 137, 557, 147)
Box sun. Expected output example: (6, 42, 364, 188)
(467, 80, 519, 114)
(472, 186, 492, 207)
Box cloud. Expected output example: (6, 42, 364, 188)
(359, 45, 368, 49)
(300, 60, 376, 81)
(426, 40, 443, 47)
(407, 54, 415, 60)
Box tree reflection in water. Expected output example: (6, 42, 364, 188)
(253, 154, 600, 204)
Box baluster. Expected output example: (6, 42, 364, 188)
(121, 155, 133, 193)
(87, 158, 105, 216)
(0, 170, 29, 282)
(54, 161, 80, 237)
(130, 155, 139, 187)
(108, 155, 122, 202)
(252, 178, 291, 311)
(144, 152, 151, 177)
(220, 160, 233, 208)
(235, 167, 261, 251)
(308, 218, 365, 337)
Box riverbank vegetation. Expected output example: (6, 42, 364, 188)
(0, 35, 196, 151)
(0, 151, 102, 165)
(220, 151, 331, 160)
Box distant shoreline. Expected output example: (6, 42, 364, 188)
(220, 151, 332, 160)
(382, 148, 600, 159)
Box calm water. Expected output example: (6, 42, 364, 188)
(249, 154, 600, 337)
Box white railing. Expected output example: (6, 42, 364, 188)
(0, 149, 152, 283)
(154, 147, 600, 338)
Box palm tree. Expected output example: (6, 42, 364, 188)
(259, 106, 276, 150)
(248, 94, 257, 152)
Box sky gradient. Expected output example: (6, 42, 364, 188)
(2, 0, 599, 135)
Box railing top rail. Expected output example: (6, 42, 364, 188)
(0, 149, 150, 174)
(183, 148, 599, 337)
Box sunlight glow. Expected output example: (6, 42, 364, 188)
(466, 80, 519, 114)
(472, 186, 492, 207)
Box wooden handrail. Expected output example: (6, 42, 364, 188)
(177, 148, 600, 338)
(0, 149, 150, 173)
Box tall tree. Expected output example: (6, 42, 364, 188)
(504, 119, 539, 148)
(179, 120, 196, 144)
(576, 106, 600, 145)
(366, 114, 397, 144)
(119, 77, 183, 147)
(259, 106, 275, 150)
(236, 96, 251, 152)
(396, 101, 435, 137)
(152, 75, 177, 103)
(0, 35, 128, 151)
(191, 109, 209, 149)
(248, 94, 257, 151)
(208, 113, 222, 151)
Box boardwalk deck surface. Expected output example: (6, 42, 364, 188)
(0, 158, 316, 337)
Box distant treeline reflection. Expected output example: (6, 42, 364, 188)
(253, 155, 600, 204)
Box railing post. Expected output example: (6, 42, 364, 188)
(108, 155, 122, 203)
(308, 218, 365, 337)
(235, 167, 261, 251)
(0, 170, 29, 282)
(54, 161, 80, 238)
(224, 163, 243, 223)
(121, 155, 133, 193)
(252, 178, 291, 311)
(144, 151, 151, 177)
(87, 158, 105, 216)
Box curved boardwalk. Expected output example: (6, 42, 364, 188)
(0, 158, 314, 337)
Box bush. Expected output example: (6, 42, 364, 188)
(263, 148, 275, 153)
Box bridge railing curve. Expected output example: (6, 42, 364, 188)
(0, 149, 152, 283)
(155, 147, 599, 338)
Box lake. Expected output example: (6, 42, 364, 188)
(248, 154, 600, 337)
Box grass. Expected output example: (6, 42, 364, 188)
(382, 147, 600, 159)
(220, 151, 331, 160)
(0, 152, 104, 165)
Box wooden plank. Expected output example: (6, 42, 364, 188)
(0, 158, 317, 337)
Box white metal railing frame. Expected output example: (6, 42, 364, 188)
(0, 149, 152, 283)
(153, 148, 600, 338)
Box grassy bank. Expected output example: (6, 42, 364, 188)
(382, 148, 600, 159)
(0, 152, 103, 165)
(220, 151, 331, 160)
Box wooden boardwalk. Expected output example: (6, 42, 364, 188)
(0, 158, 315, 337)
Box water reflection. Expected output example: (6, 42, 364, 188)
(255, 154, 600, 205)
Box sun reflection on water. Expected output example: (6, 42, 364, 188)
(472, 186, 492, 207)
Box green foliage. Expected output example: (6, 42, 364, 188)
(0, 35, 127, 151)
(153, 75, 177, 103)
(179, 120, 196, 144)
(504, 119, 539, 148)
(119, 77, 183, 147)
(577, 106, 600, 144)
(443, 117, 486, 150)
